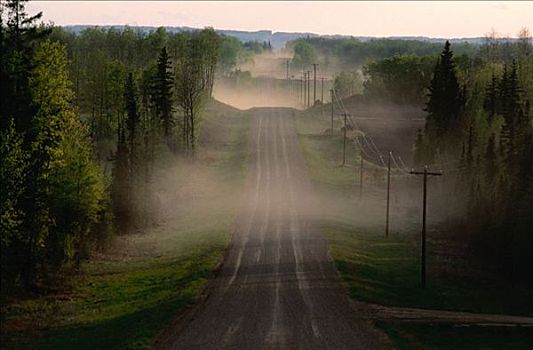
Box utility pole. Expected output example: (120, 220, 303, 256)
(385, 152, 392, 238)
(359, 154, 364, 198)
(321, 77, 325, 103)
(312, 63, 319, 105)
(303, 71, 307, 107)
(330, 89, 334, 130)
(286, 60, 290, 80)
(410, 166, 442, 289)
(307, 70, 312, 108)
(342, 112, 347, 166)
(300, 76, 304, 106)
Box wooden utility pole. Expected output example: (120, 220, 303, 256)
(301, 76, 304, 106)
(286, 60, 290, 80)
(359, 155, 364, 198)
(303, 71, 307, 107)
(330, 89, 334, 130)
(321, 77, 325, 103)
(287, 77, 292, 98)
(312, 63, 319, 105)
(410, 166, 442, 288)
(342, 112, 347, 166)
(385, 152, 391, 238)
(307, 70, 312, 108)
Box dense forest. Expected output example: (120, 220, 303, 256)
(0, 0, 255, 294)
(293, 31, 533, 282)
(415, 38, 533, 280)
(288, 36, 479, 71)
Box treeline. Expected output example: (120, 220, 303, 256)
(414, 38, 533, 280)
(52, 20, 223, 235)
(0, 0, 224, 293)
(1, 0, 106, 291)
(361, 31, 532, 106)
(213, 36, 271, 76)
(288, 36, 479, 70)
(292, 32, 532, 106)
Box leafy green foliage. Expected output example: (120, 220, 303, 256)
(1, 2, 106, 292)
(175, 29, 221, 152)
(415, 41, 533, 281)
(288, 37, 478, 70)
(364, 55, 435, 104)
(291, 40, 318, 69)
(333, 71, 362, 99)
(0, 119, 28, 287)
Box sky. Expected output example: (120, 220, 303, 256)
(27, 1, 533, 38)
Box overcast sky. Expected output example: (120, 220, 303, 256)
(27, 1, 532, 38)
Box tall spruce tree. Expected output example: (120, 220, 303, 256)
(111, 126, 131, 233)
(0, 0, 50, 133)
(425, 41, 463, 154)
(124, 72, 139, 148)
(152, 47, 173, 138)
(483, 72, 499, 122)
(498, 60, 531, 191)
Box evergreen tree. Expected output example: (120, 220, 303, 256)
(0, 0, 50, 133)
(124, 72, 139, 148)
(111, 127, 131, 233)
(483, 72, 499, 121)
(152, 47, 173, 138)
(425, 41, 462, 153)
(499, 61, 528, 168)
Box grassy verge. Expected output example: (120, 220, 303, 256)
(376, 322, 533, 350)
(323, 221, 533, 315)
(294, 110, 533, 347)
(1, 101, 251, 350)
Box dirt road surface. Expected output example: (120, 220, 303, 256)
(161, 108, 392, 349)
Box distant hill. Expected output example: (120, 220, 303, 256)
(62, 25, 516, 49)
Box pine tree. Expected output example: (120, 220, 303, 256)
(499, 61, 526, 164)
(0, 0, 50, 133)
(124, 72, 139, 148)
(483, 72, 499, 121)
(111, 126, 131, 233)
(425, 41, 462, 154)
(152, 47, 173, 138)
(484, 133, 498, 185)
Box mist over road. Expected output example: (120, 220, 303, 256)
(163, 108, 391, 350)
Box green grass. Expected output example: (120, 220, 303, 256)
(295, 113, 364, 197)
(1, 102, 251, 350)
(324, 221, 533, 315)
(376, 322, 533, 350)
(3, 225, 229, 350)
(294, 111, 533, 315)
(294, 110, 533, 347)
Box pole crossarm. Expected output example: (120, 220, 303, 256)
(409, 166, 443, 288)
(410, 170, 443, 176)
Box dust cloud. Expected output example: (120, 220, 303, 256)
(213, 78, 301, 109)
(239, 51, 292, 79)
(297, 99, 463, 237)
(105, 106, 247, 260)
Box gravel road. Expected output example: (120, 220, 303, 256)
(163, 108, 392, 350)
